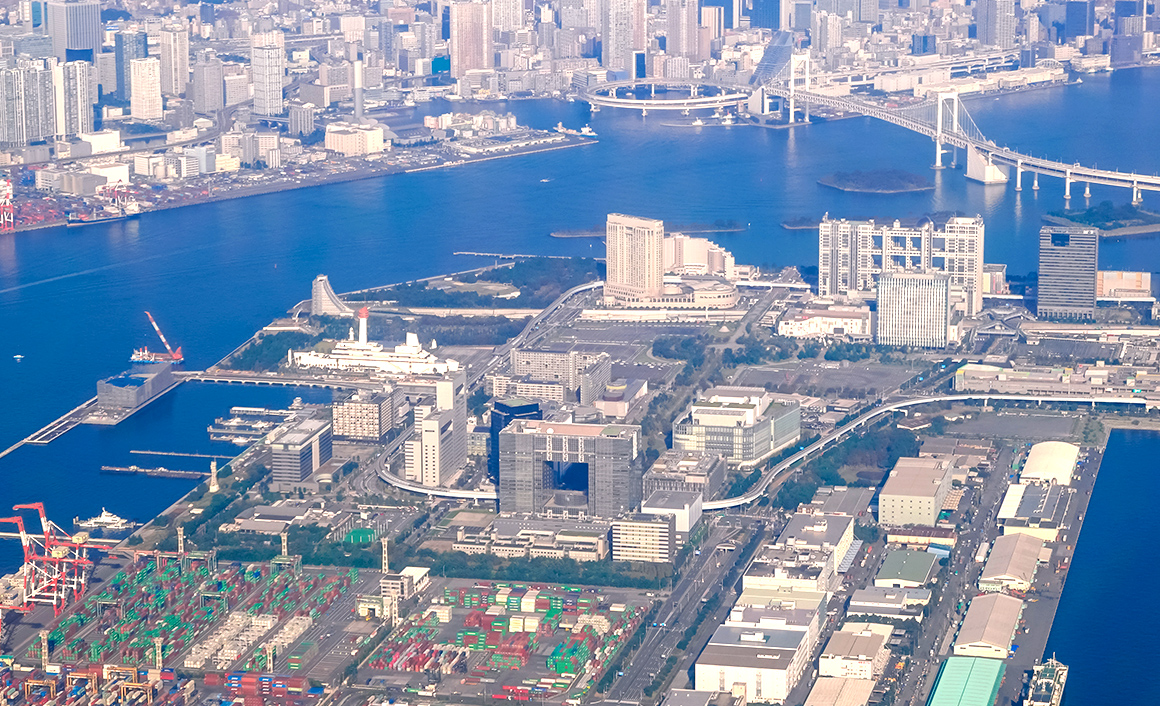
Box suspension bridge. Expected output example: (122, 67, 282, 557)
(579, 55, 1160, 203)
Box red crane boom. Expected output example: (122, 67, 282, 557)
(143, 311, 183, 362)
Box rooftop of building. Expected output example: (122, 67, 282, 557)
(645, 450, 725, 477)
(808, 486, 875, 517)
(849, 586, 932, 604)
(997, 483, 1072, 524)
(927, 656, 1007, 706)
(776, 512, 854, 550)
(821, 629, 887, 660)
(881, 457, 952, 499)
(642, 490, 702, 511)
(272, 416, 329, 446)
(803, 677, 876, 706)
(956, 593, 1023, 651)
(1021, 441, 1079, 485)
(662, 689, 744, 706)
(503, 419, 639, 438)
(980, 533, 1043, 584)
(876, 550, 938, 585)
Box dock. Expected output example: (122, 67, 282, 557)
(24, 396, 99, 445)
(100, 465, 210, 479)
(130, 450, 234, 460)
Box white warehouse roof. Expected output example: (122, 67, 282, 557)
(1020, 441, 1079, 486)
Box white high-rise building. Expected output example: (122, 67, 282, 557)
(876, 272, 951, 349)
(129, 57, 162, 120)
(602, 0, 647, 72)
(45, 0, 100, 61)
(816, 12, 843, 50)
(450, 1, 493, 79)
(251, 44, 285, 116)
(976, 0, 1016, 49)
(604, 213, 665, 304)
(666, 0, 700, 58)
(52, 60, 93, 136)
(158, 26, 190, 96)
(818, 215, 985, 314)
(493, 0, 525, 32)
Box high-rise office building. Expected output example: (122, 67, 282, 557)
(129, 57, 162, 120)
(1037, 226, 1099, 320)
(857, 0, 877, 23)
(876, 272, 951, 349)
(493, 0, 525, 31)
(1064, 0, 1095, 39)
(45, 0, 99, 62)
(0, 62, 56, 145)
(449, 0, 493, 79)
(288, 101, 317, 135)
(487, 398, 542, 484)
(114, 31, 147, 102)
(52, 60, 92, 136)
(604, 213, 665, 304)
(405, 404, 464, 487)
(666, 0, 700, 58)
(269, 416, 333, 491)
(976, 0, 1016, 48)
(748, 0, 791, 30)
(818, 215, 985, 314)
(498, 419, 642, 517)
(701, 0, 741, 29)
(191, 51, 223, 114)
(602, 0, 646, 72)
(158, 26, 190, 96)
(251, 44, 285, 116)
(818, 12, 844, 50)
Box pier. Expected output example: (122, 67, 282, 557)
(100, 465, 210, 479)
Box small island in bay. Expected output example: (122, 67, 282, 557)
(1045, 201, 1160, 232)
(780, 217, 820, 230)
(818, 169, 934, 194)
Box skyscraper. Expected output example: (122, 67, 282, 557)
(0, 62, 56, 145)
(449, 0, 493, 79)
(857, 0, 877, 23)
(818, 215, 985, 314)
(876, 272, 951, 349)
(1064, 0, 1095, 39)
(492, 0, 525, 32)
(52, 60, 93, 136)
(665, 0, 700, 58)
(498, 419, 642, 516)
(251, 44, 285, 116)
(602, 0, 646, 72)
(45, 0, 99, 62)
(976, 0, 1016, 49)
(604, 213, 665, 304)
(129, 57, 162, 120)
(488, 398, 542, 485)
(158, 26, 190, 97)
(191, 51, 223, 114)
(748, 0, 791, 29)
(114, 31, 147, 102)
(1037, 226, 1099, 320)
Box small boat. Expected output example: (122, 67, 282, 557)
(12, 354, 22, 362)
(692, 118, 705, 126)
(540, 178, 552, 183)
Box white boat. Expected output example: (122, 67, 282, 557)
(692, 118, 705, 126)
(13, 354, 23, 362)
(75, 508, 138, 535)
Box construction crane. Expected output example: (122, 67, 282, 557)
(130, 311, 184, 364)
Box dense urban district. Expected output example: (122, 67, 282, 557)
(5, 206, 1160, 706)
(1, 0, 1159, 228)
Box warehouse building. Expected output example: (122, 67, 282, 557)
(803, 677, 876, 706)
(878, 457, 954, 527)
(847, 587, 931, 622)
(874, 550, 938, 589)
(953, 593, 1024, 659)
(926, 656, 1006, 706)
(979, 533, 1044, 594)
(997, 483, 1073, 541)
(1020, 441, 1079, 485)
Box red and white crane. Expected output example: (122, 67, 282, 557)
(0, 504, 100, 627)
(130, 311, 184, 364)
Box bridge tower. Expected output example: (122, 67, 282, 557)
(786, 53, 811, 124)
(933, 93, 960, 169)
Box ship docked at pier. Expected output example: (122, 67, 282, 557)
(73, 508, 139, 538)
(1025, 658, 1068, 706)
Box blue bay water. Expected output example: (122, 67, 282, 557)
(0, 67, 1157, 691)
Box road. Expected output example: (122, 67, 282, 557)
(601, 523, 742, 704)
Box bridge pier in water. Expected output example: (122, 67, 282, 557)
(1133, 183, 1143, 205)
(1033, 172, 1040, 190)
(1015, 161, 1023, 191)
(1064, 171, 1072, 200)
(1084, 182, 1092, 199)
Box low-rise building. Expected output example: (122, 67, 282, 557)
(926, 657, 1006, 706)
(452, 526, 609, 562)
(803, 677, 876, 706)
(673, 387, 800, 468)
(874, 550, 938, 589)
(642, 490, 703, 535)
(611, 514, 675, 564)
(818, 625, 891, 680)
(979, 533, 1043, 594)
(997, 483, 1073, 542)
(643, 450, 727, 500)
(324, 122, 385, 155)
(953, 593, 1023, 659)
(694, 619, 816, 704)
(777, 304, 872, 339)
(1019, 441, 1079, 486)
(807, 486, 875, 519)
(846, 587, 931, 622)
